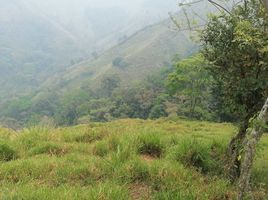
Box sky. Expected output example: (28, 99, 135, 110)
(26, 0, 179, 15)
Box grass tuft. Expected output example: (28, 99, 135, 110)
(92, 141, 109, 157)
(0, 143, 17, 161)
(29, 142, 68, 156)
(137, 132, 164, 158)
(167, 139, 219, 173)
(120, 158, 150, 183)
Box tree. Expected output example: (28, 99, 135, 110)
(167, 55, 213, 119)
(112, 57, 128, 69)
(100, 74, 121, 97)
(201, 0, 268, 182)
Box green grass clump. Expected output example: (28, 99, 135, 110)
(92, 141, 109, 157)
(153, 188, 196, 200)
(167, 139, 222, 173)
(29, 142, 68, 156)
(0, 119, 266, 199)
(119, 158, 150, 183)
(73, 133, 103, 143)
(0, 182, 130, 200)
(16, 127, 51, 150)
(137, 132, 164, 158)
(0, 143, 17, 161)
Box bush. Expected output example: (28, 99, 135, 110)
(149, 104, 168, 119)
(137, 132, 164, 158)
(0, 144, 17, 161)
(112, 57, 128, 69)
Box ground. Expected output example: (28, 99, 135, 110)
(0, 118, 267, 200)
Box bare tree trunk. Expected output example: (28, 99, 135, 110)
(262, 0, 268, 13)
(226, 115, 251, 182)
(237, 97, 268, 200)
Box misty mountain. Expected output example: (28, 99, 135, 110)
(0, 0, 218, 126)
(0, 0, 178, 100)
(36, 19, 197, 95)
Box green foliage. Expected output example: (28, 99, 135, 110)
(167, 55, 213, 120)
(55, 90, 91, 125)
(112, 57, 128, 69)
(100, 75, 121, 97)
(0, 143, 17, 161)
(201, 0, 268, 122)
(149, 104, 167, 119)
(3, 97, 32, 120)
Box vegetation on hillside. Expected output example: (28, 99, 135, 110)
(0, 118, 267, 200)
(0, 0, 267, 199)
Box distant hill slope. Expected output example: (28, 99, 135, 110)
(0, 0, 178, 104)
(36, 19, 197, 97)
(0, 17, 198, 126)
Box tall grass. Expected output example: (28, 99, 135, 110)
(0, 118, 266, 199)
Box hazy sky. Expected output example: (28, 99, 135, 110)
(26, 0, 179, 15)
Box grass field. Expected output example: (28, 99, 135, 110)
(0, 118, 267, 200)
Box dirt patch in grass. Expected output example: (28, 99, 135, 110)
(140, 155, 156, 164)
(129, 183, 151, 200)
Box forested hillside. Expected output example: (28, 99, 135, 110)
(0, 18, 198, 127)
(0, 0, 217, 127)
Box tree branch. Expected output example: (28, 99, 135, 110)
(207, 0, 233, 15)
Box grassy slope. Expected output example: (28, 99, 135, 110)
(0, 118, 267, 200)
(37, 20, 196, 96)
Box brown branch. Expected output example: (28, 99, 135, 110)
(178, 0, 204, 6)
(207, 0, 233, 15)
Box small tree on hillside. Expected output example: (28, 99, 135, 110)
(167, 55, 213, 120)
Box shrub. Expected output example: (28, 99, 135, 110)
(137, 132, 164, 158)
(112, 57, 128, 69)
(0, 144, 17, 161)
